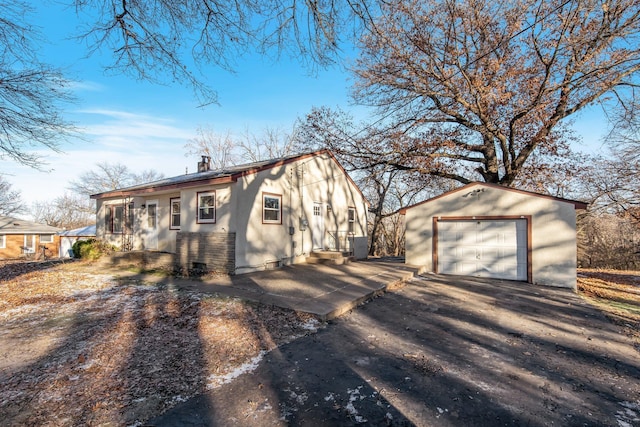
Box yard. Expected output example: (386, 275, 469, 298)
(0, 259, 639, 426)
(0, 259, 319, 426)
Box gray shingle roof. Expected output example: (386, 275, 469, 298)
(90, 150, 328, 199)
(0, 216, 63, 234)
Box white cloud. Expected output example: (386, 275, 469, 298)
(3, 109, 198, 213)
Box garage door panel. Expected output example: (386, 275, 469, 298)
(437, 219, 527, 281)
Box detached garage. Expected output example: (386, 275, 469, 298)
(402, 183, 587, 289)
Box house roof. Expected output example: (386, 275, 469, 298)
(90, 150, 368, 204)
(0, 216, 63, 235)
(59, 224, 96, 237)
(399, 182, 588, 214)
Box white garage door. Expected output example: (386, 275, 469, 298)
(437, 219, 528, 281)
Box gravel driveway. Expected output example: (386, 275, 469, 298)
(150, 274, 640, 426)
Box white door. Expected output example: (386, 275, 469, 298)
(23, 235, 36, 254)
(437, 219, 527, 281)
(145, 200, 159, 250)
(312, 202, 324, 250)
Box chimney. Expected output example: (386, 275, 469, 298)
(197, 155, 211, 172)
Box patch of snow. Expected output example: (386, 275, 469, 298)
(324, 392, 335, 402)
(616, 401, 640, 427)
(285, 388, 308, 405)
(437, 407, 444, 414)
(206, 350, 267, 389)
(299, 318, 320, 331)
(344, 386, 368, 424)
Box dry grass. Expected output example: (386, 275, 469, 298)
(577, 268, 640, 344)
(0, 260, 320, 426)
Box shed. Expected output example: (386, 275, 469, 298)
(401, 183, 587, 289)
(58, 225, 96, 258)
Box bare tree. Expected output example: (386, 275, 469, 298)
(352, 0, 640, 185)
(295, 106, 442, 255)
(0, 1, 76, 167)
(185, 126, 239, 169)
(239, 125, 298, 162)
(31, 193, 95, 229)
(69, 162, 165, 196)
(75, 0, 381, 105)
(0, 176, 26, 216)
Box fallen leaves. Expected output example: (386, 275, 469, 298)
(577, 268, 640, 345)
(0, 260, 320, 426)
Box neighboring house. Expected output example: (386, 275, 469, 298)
(59, 224, 96, 258)
(91, 150, 369, 274)
(401, 182, 588, 289)
(0, 216, 62, 259)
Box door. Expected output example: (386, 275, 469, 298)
(437, 219, 527, 281)
(145, 200, 159, 250)
(23, 235, 36, 254)
(312, 202, 324, 250)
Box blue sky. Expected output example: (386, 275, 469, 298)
(2, 1, 609, 213)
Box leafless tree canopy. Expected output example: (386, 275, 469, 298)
(0, 2, 76, 168)
(69, 162, 165, 196)
(75, 0, 380, 105)
(185, 126, 239, 170)
(31, 193, 95, 229)
(0, 176, 26, 216)
(353, 0, 640, 185)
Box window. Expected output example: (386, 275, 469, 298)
(197, 191, 216, 223)
(348, 207, 356, 234)
(105, 203, 134, 234)
(113, 205, 124, 233)
(40, 235, 54, 243)
(0, 235, 5, 249)
(263, 193, 282, 224)
(170, 198, 181, 229)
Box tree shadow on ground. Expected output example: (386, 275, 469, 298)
(151, 274, 640, 426)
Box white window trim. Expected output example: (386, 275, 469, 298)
(40, 234, 54, 243)
(0, 234, 5, 249)
(263, 193, 282, 224)
(23, 235, 36, 253)
(348, 207, 356, 234)
(197, 191, 216, 224)
(170, 197, 181, 230)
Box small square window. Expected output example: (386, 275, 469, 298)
(263, 193, 282, 224)
(197, 191, 216, 223)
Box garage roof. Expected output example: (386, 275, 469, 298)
(400, 182, 588, 214)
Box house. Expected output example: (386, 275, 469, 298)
(0, 216, 62, 259)
(91, 150, 369, 274)
(58, 224, 96, 258)
(401, 182, 587, 289)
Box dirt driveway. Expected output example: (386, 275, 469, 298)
(151, 273, 640, 426)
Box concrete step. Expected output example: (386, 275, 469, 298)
(308, 251, 352, 259)
(306, 251, 355, 265)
